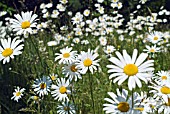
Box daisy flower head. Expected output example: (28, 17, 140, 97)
(10, 11, 38, 35)
(11, 87, 25, 102)
(158, 98, 170, 114)
(144, 45, 160, 54)
(32, 76, 52, 97)
(103, 89, 142, 114)
(76, 49, 100, 74)
(51, 78, 71, 101)
(103, 45, 116, 55)
(62, 62, 82, 81)
(107, 49, 154, 90)
(153, 70, 170, 85)
(57, 101, 76, 114)
(50, 73, 58, 81)
(149, 80, 170, 103)
(147, 31, 163, 44)
(55, 47, 77, 64)
(0, 38, 24, 64)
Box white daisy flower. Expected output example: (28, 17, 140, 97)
(103, 45, 116, 55)
(158, 98, 170, 114)
(57, 101, 76, 114)
(10, 11, 38, 35)
(153, 71, 170, 85)
(76, 49, 100, 74)
(11, 87, 25, 102)
(32, 76, 52, 97)
(149, 80, 170, 103)
(0, 38, 24, 64)
(62, 62, 82, 81)
(103, 89, 142, 114)
(50, 73, 58, 81)
(47, 41, 58, 46)
(147, 32, 163, 44)
(143, 45, 160, 54)
(55, 47, 77, 64)
(107, 49, 154, 90)
(51, 78, 71, 101)
(83, 9, 90, 17)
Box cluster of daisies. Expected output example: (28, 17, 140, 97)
(0, 0, 169, 113)
(103, 49, 170, 114)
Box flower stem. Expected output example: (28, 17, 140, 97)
(89, 73, 95, 114)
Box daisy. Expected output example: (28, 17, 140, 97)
(55, 47, 77, 64)
(103, 45, 116, 55)
(153, 71, 170, 84)
(107, 49, 154, 90)
(149, 80, 170, 103)
(76, 49, 100, 74)
(32, 76, 52, 97)
(50, 73, 58, 81)
(0, 38, 24, 64)
(83, 9, 90, 17)
(62, 62, 82, 81)
(57, 101, 76, 114)
(51, 78, 71, 101)
(10, 11, 38, 35)
(147, 32, 163, 44)
(158, 98, 170, 114)
(11, 87, 25, 102)
(103, 89, 142, 114)
(143, 45, 160, 54)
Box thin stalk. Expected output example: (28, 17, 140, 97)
(132, 89, 134, 108)
(89, 73, 95, 114)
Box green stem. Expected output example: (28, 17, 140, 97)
(89, 73, 95, 114)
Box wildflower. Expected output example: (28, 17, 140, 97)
(57, 101, 76, 114)
(62, 62, 82, 81)
(143, 45, 160, 54)
(83, 9, 90, 17)
(11, 87, 25, 102)
(50, 73, 58, 81)
(103, 45, 116, 55)
(147, 32, 163, 44)
(55, 47, 77, 64)
(107, 49, 154, 90)
(0, 38, 24, 64)
(32, 76, 52, 97)
(103, 89, 142, 114)
(47, 41, 58, 46)
(51, 78, 71, 101)
(10, 11, 38, 35)
(76, 49, 100, 74)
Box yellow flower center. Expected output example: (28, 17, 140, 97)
(166, 98, 170, 106)
(2, 48, 13, 57)
(117, 102, 130, 112)
(160, 86, 170, 94)
(16, 92, 21, 96)
(153, 36, 158, 40)
(135, 107, 144, 112)
(83, 58, 92, 67)
(150, 49, 155, 53)
(40, 83, 46, 89)
(51, 76, 56, 80)
(123, 64, 138, 76)
(59, 86, 67, 94)
(64, 106, 70, 111)
(162, 76, 167, 80)
(63, 53, 70, 58)
(21, 21, 31, 29)
(70, 65, 77, 72)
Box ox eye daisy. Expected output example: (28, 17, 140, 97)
(57, 101, 76, 114)
(10, 11, 38, 35)
(76, 49, 100, 74)
(62, 62, 82, 81)
(107, 49, 154, 90)
(11, 87, 25, 102)
(0, 38, 24, 64)
(55, 47, 77, 64)
(51, 78, 71, 102)
(32, 76, 52, 97)
(103, 89, 142, 114)
(147, 31, 163, 44)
